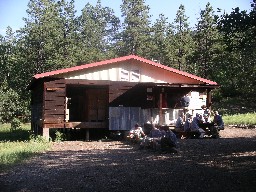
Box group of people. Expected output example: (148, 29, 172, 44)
(128, 123, 178, 153)
(175, 105, 224, 138)
(127, 104, 224, 151)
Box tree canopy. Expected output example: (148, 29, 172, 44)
(0, 0, 255, 122)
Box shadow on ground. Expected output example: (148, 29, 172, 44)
(0, 137, 255, 192)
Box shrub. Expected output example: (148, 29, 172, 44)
(0, 80, 25, 123)
(55, 130, 66, 142)
(10, 118, 21, 131)
(29, 134, 50, 143)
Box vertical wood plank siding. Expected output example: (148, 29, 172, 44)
(109, 107, 181, 131)
(43, 79, 66, 128)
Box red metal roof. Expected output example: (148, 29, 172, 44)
(33, 55, 218, 85)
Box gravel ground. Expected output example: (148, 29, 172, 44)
(0, 127, 256, 192)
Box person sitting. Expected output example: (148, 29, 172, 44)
(140, 124, 160, 149)
(203, 113, 211, 123)
(129, 123, 145, 142)
(160, 130, 179, 153)
(191, 113, 205, 138)
(213, 111, 224, 130)
(201, 105, 211, 122)
(160, 128, 167, 138)
(207, 111, 224, 139)
(184, 113, 192, 132)
(175, 112, 184, 132)
(148, 125, 163, 150)
(139, 124, 162, 149)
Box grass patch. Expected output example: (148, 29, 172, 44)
(0, 124, 50, 171)
(0, 123, 30, 141)
(223, 113, 256, 126)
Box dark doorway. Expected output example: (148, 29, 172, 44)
(66, 85, 108, 122)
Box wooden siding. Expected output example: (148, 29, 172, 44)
(43, 79, 66, 128)
(109, 107, 184, 131)
(109, 82, 138, 103)
(109, 107, 142, 131)
(55, 61, 201, 84)
(64, 79, 139, 103)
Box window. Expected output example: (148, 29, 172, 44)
(119, 69, 140, 82)
(120, 69, 129, 81)
(130, 70, 140, 82)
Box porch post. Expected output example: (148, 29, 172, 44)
(86, 129, 90, 141)
(159, 93, 163, 125)
(207, 89, 212, 110)
(42, 128, 50, 140)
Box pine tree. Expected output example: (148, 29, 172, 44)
(217, 7, 256, 97)
(172, 4, 194, 71)
(76, 0, 120, 63)
(191, 2, 220, 78)
(116, 0, 151, 56)
(149, 14, 171, 64)
(55, 0, 77, 67)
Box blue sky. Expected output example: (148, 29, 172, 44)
(0, 0, 252, 36)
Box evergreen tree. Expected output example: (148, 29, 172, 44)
(149, 14, 171, 64)
(116, 0, 151, 57)
(191, 3, 220, 79)
(76, 0, 120, 63)
(172, 4, 194, 72)
(55, 0, 78, 67)
(217, 7, 256, 97)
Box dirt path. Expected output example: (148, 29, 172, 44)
(0, 127, 256, 192)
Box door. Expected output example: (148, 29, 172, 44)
(86, 88, 108, 122)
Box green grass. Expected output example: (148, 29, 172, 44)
(0, 124, 50, 171)
(0, 123, 30, 141)
(223, 113, 256, 126)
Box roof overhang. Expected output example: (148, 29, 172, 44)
(28, 55, 219, 90)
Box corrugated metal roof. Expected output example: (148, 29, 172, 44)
(33, 54, 218, 85)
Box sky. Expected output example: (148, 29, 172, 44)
(0, 0, 252, 36)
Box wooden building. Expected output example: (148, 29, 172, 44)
(28, 55, 219, 139)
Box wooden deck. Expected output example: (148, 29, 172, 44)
(65, 121, 107, 129)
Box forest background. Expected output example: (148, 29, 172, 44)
(0, 0, 255, 123)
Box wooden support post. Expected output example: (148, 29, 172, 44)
(159, 92, 163, 125)
(86, 129, 90, 141)
(42, 128, 50, 141)
(207, 89, 212, 110)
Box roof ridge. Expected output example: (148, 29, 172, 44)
(33, 54, 218, 85)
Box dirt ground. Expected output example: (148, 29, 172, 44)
(0, 127, 256, 192)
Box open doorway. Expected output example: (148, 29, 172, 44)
(66, 85, 108, 122)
